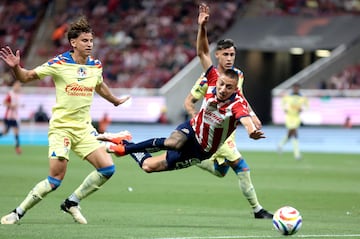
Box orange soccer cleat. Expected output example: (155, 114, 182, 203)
(97, 130, 132, 144)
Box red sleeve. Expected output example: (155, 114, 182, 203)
(233, 100, 249, 120)
(3, 93, 11, 105)
(204, 66, 219, 86)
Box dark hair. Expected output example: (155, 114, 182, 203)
(67, 15, 93, 41)
(224, 69, 239, 82)
(216, 39, 236, 51)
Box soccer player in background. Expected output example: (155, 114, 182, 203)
(277, 83, 308, 159)
(0, 80, 22, 154)
(0, 16, 129, 224)
(184, 37, 272, 218)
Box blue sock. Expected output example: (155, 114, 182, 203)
(125, 138, 166, 153)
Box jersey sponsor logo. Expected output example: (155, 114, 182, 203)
(204, 110, 223, 124)
(65, 83, 94, 96)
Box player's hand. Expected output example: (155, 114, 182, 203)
(249, 130, 266, 140)
(0, 46, 21, 68)
(114, 95, 130, 106)
(198, 3, 209, 25)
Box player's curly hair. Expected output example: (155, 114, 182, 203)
(67, 15, 93, 41)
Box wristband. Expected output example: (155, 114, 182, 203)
(249, 111, 256, 116)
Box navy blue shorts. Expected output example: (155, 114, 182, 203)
(4, 119, 19, 129)
(165, 120, 212, 170)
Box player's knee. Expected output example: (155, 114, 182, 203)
(141, 160, 159, 173)
(231, 158, 250, 174)
(213, 161, 229, 177)
(97, 165, 116, 179)
(141, 166, 153, 173)
(47, 176, 62, 190)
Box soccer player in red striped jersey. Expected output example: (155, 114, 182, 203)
(98, 3, 265, 173)
(0, 80, 22, 154)
(183, 8, 273, 219)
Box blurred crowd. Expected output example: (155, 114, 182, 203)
(320, 64, 360, 90)
(0, 0, 359, 89)
(262, 0, 360, 16)
(27, 0, 242, 88)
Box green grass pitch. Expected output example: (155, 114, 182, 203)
(0, 145, 359, 239)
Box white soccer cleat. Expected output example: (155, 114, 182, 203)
(66, 206, 87, 224)
(97, 130, 132, 144)
(61, 200, 87, 224)
(1, 212, 20, 224)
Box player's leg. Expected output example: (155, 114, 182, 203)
(0, 158, 65, 224)
(228, 158, 273, 219)
(13, 122, 21, 154)
(278, 116, 295, 153)
(139, 153, 169, 172)
(290, 128, 301, 159)
(0, 119, 10, 137)
(217, 136, 273, 219)
(196, 158, 229, 177)
(61, 129, 115, 224)
(196, 132, 238, 177)
(278, 129, 290, 153)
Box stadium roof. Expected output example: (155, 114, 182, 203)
(224, 15, 360, 51)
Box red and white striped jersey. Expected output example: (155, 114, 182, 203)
(3, 90, 20, 120)
(190, 66, 249, 153)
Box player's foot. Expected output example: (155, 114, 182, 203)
(60, 199, 87, 224)
(97, 130, 132, 144)
(15, 146, 22, 155)
(295, 154, 302, 160)
(277, 145, 282, 154)
(254, 209, 273, 219)
(105, 141, 128, 156)
(1, 210, 21, 224)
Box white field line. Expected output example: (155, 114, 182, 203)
(154, 234, 360, 239)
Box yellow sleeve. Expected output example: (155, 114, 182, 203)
(190, 73, 208, 100)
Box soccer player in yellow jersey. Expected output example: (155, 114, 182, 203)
(183, 3, 272, 219)
(0, 16, 129, 224)
(277, 84, 308, 160)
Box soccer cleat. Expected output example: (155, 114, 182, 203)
(254, 209, 273, 219)
(15, 146, 22, 155)
(97, 130, 132, 144)
(1, 211, 20, 224)
(60, 199, 87, 224)
(107, 142, 126, 156)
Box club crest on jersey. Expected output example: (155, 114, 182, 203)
(77, 67, 87, 81)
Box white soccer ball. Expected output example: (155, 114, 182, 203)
(272, 206, 302, 236)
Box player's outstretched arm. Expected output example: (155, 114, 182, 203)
(196, 3, 212, 71)
(184, 93, 199, 119)
(239, 116, 266, 140)
(95, 82, 130, 106)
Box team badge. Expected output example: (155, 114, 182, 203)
(77, 67, 87, 81)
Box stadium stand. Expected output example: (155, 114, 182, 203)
(0, 0, 51, 86)
(26, 0, 244, 88)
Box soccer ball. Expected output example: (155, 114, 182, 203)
(272, 206, 302, 236)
